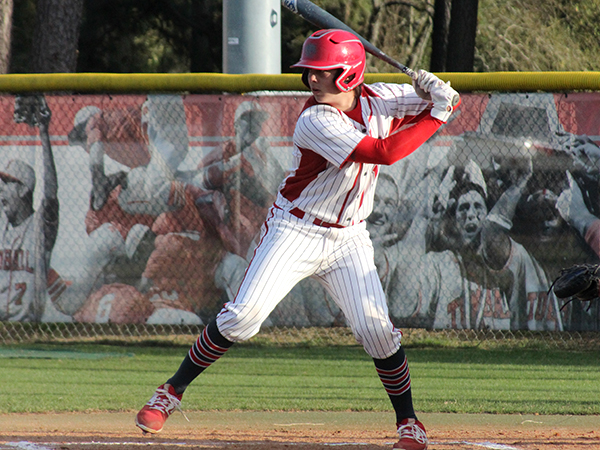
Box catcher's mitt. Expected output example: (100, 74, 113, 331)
(549, 264, 600, 304)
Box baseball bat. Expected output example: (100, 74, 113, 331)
(281, 0, 460, 105)
(282, 0, 416, 78)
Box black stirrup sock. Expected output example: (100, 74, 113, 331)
(167, 319, 234, 395)
(373, 346, 417, 423)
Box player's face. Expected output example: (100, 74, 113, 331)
(235, 117, 255, 148)
(306, 69, 346, 105)
(369, 177, 399, 239)
(455, 190, 487, 244)
(0, 178, 24, 220)
(528, 189, 563, 241)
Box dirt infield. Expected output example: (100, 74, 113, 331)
(1, 411, 599, 450)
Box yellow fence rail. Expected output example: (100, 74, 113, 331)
(0, 71, 599, 93)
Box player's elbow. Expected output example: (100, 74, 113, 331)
(352, 138, 398, 165)
(377, 153, 398, 166)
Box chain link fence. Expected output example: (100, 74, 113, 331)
(0, 90, 599, 345)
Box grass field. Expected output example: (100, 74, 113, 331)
(2, 340, 600, 416)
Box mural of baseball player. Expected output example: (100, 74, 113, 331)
(366, 172, 415, 297)
(556, 136, 600, 258)
(64, 95, 216, 324)
(198, 100, 285, 258)
(0, 95, 62, 322)
(135, 29, 462, 450)
(197, 100, 300, 324)
(386, 157, 562, 331)
(551, 135, 600, 330)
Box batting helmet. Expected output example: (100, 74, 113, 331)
(292, 29, 365, 92)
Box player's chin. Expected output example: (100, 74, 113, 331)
(461, 229, 480, 245)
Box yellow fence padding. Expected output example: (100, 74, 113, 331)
(0, 71, 599, 93)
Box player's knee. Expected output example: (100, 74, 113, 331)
(352, 323, 401, 359)
(215, 307, 263, 343)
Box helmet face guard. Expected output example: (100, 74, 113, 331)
(292, 29, 366, 92)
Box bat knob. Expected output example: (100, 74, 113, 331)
(451, 93, 460, 107)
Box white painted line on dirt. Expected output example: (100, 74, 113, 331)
(469, 442, 520, 450)
(0, 443, 210, 449)
(33, 443, 215, 448)
(321, 444, 381, 447)
(441, 442, 520, 450)
(0, 440, 522, 450)
(3, 443, 55, 450)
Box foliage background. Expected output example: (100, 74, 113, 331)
(9, 0, 600, 75)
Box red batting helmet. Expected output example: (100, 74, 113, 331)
(292, 29, 366, 92)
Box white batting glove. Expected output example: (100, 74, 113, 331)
(412, 70, 458, 121)
(412, 69, 440, 100)
(430, 80, 459, 122)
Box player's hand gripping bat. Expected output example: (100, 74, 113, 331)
(281, 0, 460, 106)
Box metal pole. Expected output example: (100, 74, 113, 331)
(223, 0, 281, 74)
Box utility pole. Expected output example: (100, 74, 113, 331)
(223, 0, 281, 74)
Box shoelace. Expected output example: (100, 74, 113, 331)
(148, 387, 190, 422)
(398, 422, 428, 444)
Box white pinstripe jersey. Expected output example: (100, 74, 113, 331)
(277, 82, 430, 226)
(0, 213, 37, 321)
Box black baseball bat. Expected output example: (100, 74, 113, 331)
(282, 0, 416, 78)
(282, 0, 460, 105)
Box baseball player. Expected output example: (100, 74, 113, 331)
(67, 97, 222, 324)
(387, 159, 562, 331)
(136, 29, 459, 450)
(197, 101, 285, 258)
(0, 95, 59, 322)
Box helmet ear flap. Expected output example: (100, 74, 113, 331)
(336, 71, 357, 92)
(301, 68, 310, 89)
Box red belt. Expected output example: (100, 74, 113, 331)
(276, 204, 345, 228)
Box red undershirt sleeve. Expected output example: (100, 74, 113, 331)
(349, 115, 444, 165)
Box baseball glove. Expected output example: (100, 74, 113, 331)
(549, 264, 600, 304)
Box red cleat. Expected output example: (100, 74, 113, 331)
(135, 384, 183, 434)
(392, 418, 428, 450)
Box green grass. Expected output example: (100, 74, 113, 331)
(1, 342, 599, 415)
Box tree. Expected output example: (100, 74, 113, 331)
(30, 0, 84, 73)
(76, 0, 220, 73)
(475, 0, 599, 71)
(190, 0, 220, 72)
(9, 0, 600, 74)
(0, 0, 13, 73)
(446, 0, 479, 72)
(430, 0, 450, 71)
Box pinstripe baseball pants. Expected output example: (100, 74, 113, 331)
(216, 206, 403, 359)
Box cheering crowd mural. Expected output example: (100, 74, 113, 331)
(0, 92, 599, 331)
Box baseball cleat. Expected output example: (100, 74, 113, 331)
(393, 418, 428, 450)
(135, 383, 184, 433)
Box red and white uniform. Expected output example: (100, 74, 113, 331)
(85, 185, 156, 240)
(0, 214, 38, 321)
(0, 205, 59, 322)
(216, 82, 445, 359)
(278, 83, 432, 225)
